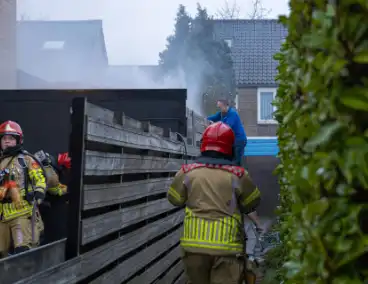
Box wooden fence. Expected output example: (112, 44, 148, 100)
(186, 108, 208, 147)
(1, 97, 201, 284)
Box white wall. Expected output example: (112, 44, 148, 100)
(0, 0, 16, 89)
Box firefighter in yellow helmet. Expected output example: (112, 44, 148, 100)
(167, 122, 261, 284)
(0, 120, 46, 258)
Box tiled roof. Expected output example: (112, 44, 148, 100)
(17, 20, 108, 83)
(213, 19, 288, 86)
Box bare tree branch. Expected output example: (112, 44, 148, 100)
(248, 0, 272, 19)
(215, 0, 241, 19)
(216, 0, 271, 20)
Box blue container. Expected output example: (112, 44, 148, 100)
(244, 137, 279, 157)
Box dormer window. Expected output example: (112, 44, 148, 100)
(224, 39, 232, 48)
(42, 41, 65, 49)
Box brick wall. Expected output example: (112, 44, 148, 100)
(237, 87, 277, 137)
(0, 0, 16, 89)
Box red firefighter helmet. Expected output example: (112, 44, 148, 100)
(0, 120, 24, 144)
(58, 152, 71, 169)
(200, 122, 235, 155)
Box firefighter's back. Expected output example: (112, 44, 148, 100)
(185, 167, 238, 218)
(167, 122, 261, 284)
(179, 164, 246, 284)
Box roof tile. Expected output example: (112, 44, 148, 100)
(213, 19, 287, 86)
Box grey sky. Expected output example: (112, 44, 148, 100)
(18, 0, 289, 65)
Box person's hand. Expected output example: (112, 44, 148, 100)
(34, 191, 45, 205)
(60, 184, 68, 194)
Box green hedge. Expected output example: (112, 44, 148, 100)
(265, 0, 368, 283)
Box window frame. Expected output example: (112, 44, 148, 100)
(257, 87, 278, 124)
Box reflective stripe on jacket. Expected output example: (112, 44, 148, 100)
(47, 183, 67, 196)
(0, 155, 46, 221)
(44, 165, 67, 196)
(180, 207, 243, 253)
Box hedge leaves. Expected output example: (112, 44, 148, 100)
(265, 0, 368, 283)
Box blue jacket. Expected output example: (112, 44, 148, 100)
(207, 107, 247, 143)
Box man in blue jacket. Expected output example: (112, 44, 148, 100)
(207, 99, 247, 166)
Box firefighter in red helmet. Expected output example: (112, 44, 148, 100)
(167, 122, 261, 284)
(0, 121, 46, 258)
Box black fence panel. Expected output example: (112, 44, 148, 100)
(0, 89, 187, 156)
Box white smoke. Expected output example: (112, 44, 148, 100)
(15, 11, 210, 116)
(97, 64, 206, 115)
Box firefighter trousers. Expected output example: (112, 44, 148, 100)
(0, 214, 42, 258)
(182, 251, 244, 284)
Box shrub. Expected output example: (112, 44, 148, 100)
(266, 0, 368, 283)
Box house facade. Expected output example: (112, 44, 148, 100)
(0, 0, 16, 89)
(213, 19, 287, 137)
(17, 20, 108, 88)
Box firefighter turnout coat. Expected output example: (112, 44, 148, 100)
(0, 154, 46, 221)
(167, 157, 261, 256)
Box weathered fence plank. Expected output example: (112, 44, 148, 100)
(82, 198, 175, 244)
(193, 113, 207, 134)
(81, 211, 184, 281)
(84, 150, 183, 175)
(129, 245, 182, 284)
(90, 229, 181, 284)
(169, 130, 178, 141)
(86, 102, 114, 124)
(15, 211, 184, 284)
(174, 272, 187, 284)
(0, 239, 66, 284)
(144, 121, 165, 136)
(14, 257, 82, 284)
(156, 259, 184, 284)
(122, 113, 144, 131)
(87, 118, 185, 154)
(83, 177, 173, 210)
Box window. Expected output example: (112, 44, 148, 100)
(42, 41, 65, 49)
(257, 88, 277, 124)
(224, 39, 232, 48)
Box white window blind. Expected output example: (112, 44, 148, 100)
(257, 88, 277, 124)
(260, 92, 274, 120)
